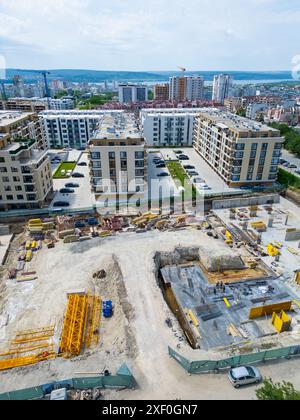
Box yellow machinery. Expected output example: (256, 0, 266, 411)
(224, 298, 231, 308)
(60, 293, 88, 357)
(267, 243, 280, 257)
(295, 272, 300, 285)
(251, 221, 267, 232)
(225, 230, 232, 241)
(86, 295, 102, 349)
(0, 326, 56, 371)
(272, 310, 292, 333)
(25, 250, 33, 262)
(249, 301, 292, 320)
(60, 292, 102, 357)
(185, 309, 199, 327)
(25, 241, 31, 250)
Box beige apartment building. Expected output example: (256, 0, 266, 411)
(0, 111, 53, 211)
(88, 112, 147, 205)
(193, 110, 284, 187)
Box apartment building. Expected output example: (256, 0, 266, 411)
(154, 84, 170, 101)
(140, 108, 219, 147)
(212, 74, 233, 104)
(169, 76, 204, 101)
(0, 98, 47, 113)
(0, 110, 46, 150)
(193, 110, 284, 187)
(224, 97, 246, 113)
(118, 84, 148, 103)
(41, 110, 112, 149)
(0, 112, 53, 210)
(88, 112, 147, 203)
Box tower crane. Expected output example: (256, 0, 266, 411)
(40, 71, 51, 108)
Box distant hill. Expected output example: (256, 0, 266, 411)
(4, 69, 293, 83)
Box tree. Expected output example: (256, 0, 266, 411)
(256, 378, 300, 400)
(236, 107, 246, 117)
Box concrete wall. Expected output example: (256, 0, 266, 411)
(285, 229, 300, 242)
(0, 225, 10, 235)
(212, 194, 280, 210)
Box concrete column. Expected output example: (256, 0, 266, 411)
(268, 217, 273, 228)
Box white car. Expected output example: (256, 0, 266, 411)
(228, 366, 262, 388)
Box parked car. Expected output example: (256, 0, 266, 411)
(59, 188, 75, 194)
(156, 163, 166, 168)
(295, 169, 300, 174)
(175, 150, 183, 154)
(184, 165, 195, 170)
(78, 162, 87, 166)
(279, 159, 287, 165)
(65, 183, 80, 188)
(289, 163, 297, 169)
(282, 162, 290, 167)
(157, 172, 170, 177)
(188, 171, 199, 176)
(53, 201, 70, 207)
(75, 221, 86, 228)
(228, 366, 262, 388)
(86, 217, 99, 226)
(178, 155, 189, 161)
(72, 173, 85, 178)
(193, 177, 205, 184)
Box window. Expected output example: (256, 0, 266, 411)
(135, 151, 144, 159)
(109, 152, 115, 159)
(0, 157, 5, 163)
(91, 152, 100, 159)
(17, 195, 24, 200)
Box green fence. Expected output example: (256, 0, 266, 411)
(168, 345, 300, 374)
(0, 363, 135, 400)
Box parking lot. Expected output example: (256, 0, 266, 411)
(280, 150, 300, 178)
(49, 152, 95, 210)
(150, 148, 243, 196)
(147, 151, 181, 200)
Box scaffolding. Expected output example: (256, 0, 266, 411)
(0, 326, 56, 371)
(60, 292, 102, 358)
(60, 293, 88, 357)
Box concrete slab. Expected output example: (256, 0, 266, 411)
(0, 234, 13, 265)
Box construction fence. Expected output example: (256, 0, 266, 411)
(168, 345, 300, 374)
(0, 363, 135, 400)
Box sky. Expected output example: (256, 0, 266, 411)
(0, 0, 299, 71)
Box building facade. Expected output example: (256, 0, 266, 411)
(140, 108, 219, 147)
(118, 84, 148, 103)
(154, 84, 170, 101)
(88, 112, 147, 204)
(212, 74, 233, 104)
(41, 110, 114, 149)
(193, 110, 284, 187)
(169, 76, 204, 101)
(0, 112, 53, 210)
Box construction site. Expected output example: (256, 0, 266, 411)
(1, 194, 300, 399)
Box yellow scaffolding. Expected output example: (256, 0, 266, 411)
(0, 352, 56, 371)
(86, 295, 102, 349)
(60, 293, 88, 357)
(0, 326, 56, 370)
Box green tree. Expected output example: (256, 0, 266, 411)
(236, 107, 246, 117)
(256, 378, 300, 400)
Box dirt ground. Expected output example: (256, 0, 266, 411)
(1, 228, 300, 400)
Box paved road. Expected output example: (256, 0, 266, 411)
(280, 150, 300, 178)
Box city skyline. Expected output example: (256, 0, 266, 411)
(0, 0, 299, 71)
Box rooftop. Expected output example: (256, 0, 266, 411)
(141, 107, 221, 116)
(198, 110, 280, 133)
(92, 112, 142, 141)
(0, 111, 35, 128)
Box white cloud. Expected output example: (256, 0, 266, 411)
(0, 0, 299, 70)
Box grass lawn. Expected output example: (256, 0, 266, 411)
(166, 161, 188, 186)
(53, 161, 77, 179)
(278, 168, 300, 192)
(166, 161, 198, 201)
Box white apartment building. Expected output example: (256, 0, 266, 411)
(118, 84, 148, 103)
(140, 108, 220, 147)
(89, 112, 147, 203)
(169, 76, 204, 101)
(193, 110, 284, 187)
(0, 112, 53, 210)
(212, 74, 233, 104)
(41, 97, 75, 110)
(41, 110, 123, 149)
